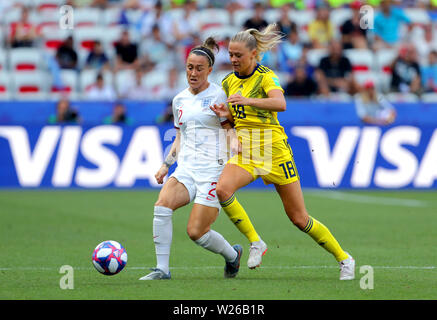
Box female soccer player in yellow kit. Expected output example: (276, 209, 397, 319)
(210, 24, 355, 280)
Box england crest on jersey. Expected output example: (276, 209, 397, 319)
(201, 98, 212, 111)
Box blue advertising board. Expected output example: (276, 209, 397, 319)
(1, 123, 436, 189)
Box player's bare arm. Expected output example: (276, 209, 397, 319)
(210, 105, 241, 154)
(155, 130, 181, 184)
(222, 121, 242, 154)
(227, 89, 286, 112)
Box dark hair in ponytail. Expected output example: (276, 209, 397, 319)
(189, 37, 219, 67)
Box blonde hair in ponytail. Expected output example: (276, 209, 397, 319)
(231, 24, 283, 62)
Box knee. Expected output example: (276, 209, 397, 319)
(215, 183, 233, 203)
(155, 198, 172, 210)
(186, 225, 206, 241)
(287, 210, 309, 230)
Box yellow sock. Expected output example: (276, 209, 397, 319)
(302, 216, 348, 262)
(220, 194, 260, 243)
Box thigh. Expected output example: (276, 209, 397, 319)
(155, 177, 191, 211)
(216, 163, 254, 199)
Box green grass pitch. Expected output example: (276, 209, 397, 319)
(0, 190, 436, 300)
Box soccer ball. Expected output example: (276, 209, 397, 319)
(92, 240, 127, 276)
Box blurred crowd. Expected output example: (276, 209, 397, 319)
(0, 0, 436, 124)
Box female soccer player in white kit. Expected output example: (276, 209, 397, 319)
(139, 38, 243, 280)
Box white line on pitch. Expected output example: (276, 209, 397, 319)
(307, 191, 430, 207)
(0, 265, 435, 271)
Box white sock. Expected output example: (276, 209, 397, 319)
(153, 206, 173, 274)
(194, 230, 237, 262)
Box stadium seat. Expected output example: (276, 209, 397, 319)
(9, 0, 33, 6)
(330, 8, 352, 29)
(306, 48, 328, 67)
(200, 25, 240, 41)
(0, 26, 5, 49)
(3, 7, 24, 25)
(123, 9, 144, 26)
(41, 27, 72, 53)
(375, 49, 397, 73)
(0, 71, 12, 100)
(327, 92, 353, 102)
(9, 48, 43, 71)
(177, 70, 187, 89)
(142, 69, 168, 95)
(168, 8, 184, 21)
(404, 8, 430, 25)
(232, 9, 254, 28)
(114, 69, 135, 96)
(196, 8, 231, 31)
(50, 69, 79, 99)
(102, 7, 123, 26)
(210, 70, 232, 86)
(34, 0, 63, 12)
(288, 9, 315, 30)
(344, 49, 375, 73)
(3, 7, 38, 25)
(375, 48, 397, 93)
(11, 71, 48, 100)
(353, 71, 379, 87)
(386, 92, 420, 103)
(72, 7, 102, 28)
(264, 9, 280, 24)
(421, 92, 437, 103)
(35, 8, 61, 33)
(79, 69, 113, 93)
(288, 9, 315, 42)
(0, 50, 7, 71)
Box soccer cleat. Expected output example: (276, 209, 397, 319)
(139, 268, 171, 280)
(247, 239, 268, 269)
(339, 252, 355, 280)
(224, 244, 243, 278)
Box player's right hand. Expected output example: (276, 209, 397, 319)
(155, 165, 169, 184)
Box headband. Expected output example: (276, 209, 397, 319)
(191, 48, 214, 66)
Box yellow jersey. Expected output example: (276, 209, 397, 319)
(222, 64, 299, 185)
(221, 64, 288, 146)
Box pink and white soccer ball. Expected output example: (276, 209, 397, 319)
(92, 240, 127, 275)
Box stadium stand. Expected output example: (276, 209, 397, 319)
(0, 0, 435, 101)
(0, 71, 12, 100)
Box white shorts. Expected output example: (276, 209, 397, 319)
(170, 165, 223, 209)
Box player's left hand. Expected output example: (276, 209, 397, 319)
(210, 103, 230, 118)
(227, 94, 248, 106)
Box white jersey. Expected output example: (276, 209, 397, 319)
(172, 82, 229, 170)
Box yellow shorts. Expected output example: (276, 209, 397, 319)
(228, 139, 300, 185)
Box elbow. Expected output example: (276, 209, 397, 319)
(277, 96, 287, 112)
(278, 102, 287, 112)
